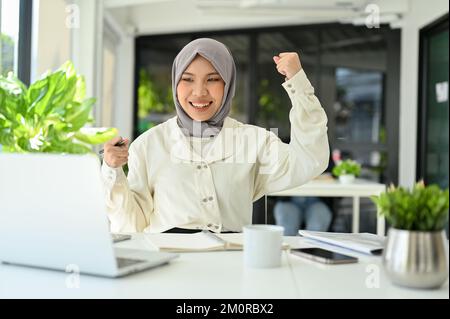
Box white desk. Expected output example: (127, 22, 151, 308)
(267, 178, 387, 236)
(0, 234, 447, 299)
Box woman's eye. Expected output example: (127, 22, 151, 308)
(181, 78, 193, 82)
(208, 78, 221, 82)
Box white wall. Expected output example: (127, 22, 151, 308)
(71, 0, 104, 125)
(398, 0, 449, 187)
(112, 35, 134, 140)
(102, 14, 135, 140)
(31, 0, 71, 82)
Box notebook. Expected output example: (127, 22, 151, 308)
(144, 231, 290, 252)
(298, 230, 385, 255)
(144, 231, 243, 252)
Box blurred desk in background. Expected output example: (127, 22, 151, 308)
(267, 177, 386, 236)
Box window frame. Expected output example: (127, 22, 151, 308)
(17, 0, 32, 86)
(417, 13, 449, 184)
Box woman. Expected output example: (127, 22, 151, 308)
(102, 38, 329, 233)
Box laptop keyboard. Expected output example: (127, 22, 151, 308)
(116, 257, 146, 268)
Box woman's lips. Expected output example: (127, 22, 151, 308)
(189, 101, 212, 112)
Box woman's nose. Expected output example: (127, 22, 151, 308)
(192, 82, 208, 96)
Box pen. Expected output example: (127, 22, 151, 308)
(201, 230, 228, 247)
(99, 138, 126, 155)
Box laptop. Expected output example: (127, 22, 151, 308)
(0, 153, 178, 278)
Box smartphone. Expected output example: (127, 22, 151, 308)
(290, 248, 358, 264)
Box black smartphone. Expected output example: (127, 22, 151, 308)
(290, 248, 358, 264)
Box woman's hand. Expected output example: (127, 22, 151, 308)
(104, 136, 130, 168)
(273, 52, 302, 80)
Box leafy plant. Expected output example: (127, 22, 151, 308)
(371, 181, 449, 231)
(0, 61, 117, 154)
(332, 159, 361, 177)
(258, 78, 285, 124)
(138, 68, 174, 119)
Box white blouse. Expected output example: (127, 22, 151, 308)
(101, 69, 330, 233)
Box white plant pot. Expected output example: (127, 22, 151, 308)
(339, 174, 355, 184)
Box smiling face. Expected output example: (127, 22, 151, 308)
(176, 55, 225, 122)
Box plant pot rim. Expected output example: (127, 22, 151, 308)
(388, 228, 446, 234)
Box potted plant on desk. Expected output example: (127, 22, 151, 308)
(332, 159, 361, 184)
(0, 61, 116, 154)
(371, 181, 449, 289)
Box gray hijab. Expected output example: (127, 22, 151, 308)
(172, 38, 236, 137)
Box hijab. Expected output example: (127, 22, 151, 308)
(172, 38, 236, 137)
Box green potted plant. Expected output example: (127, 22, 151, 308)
(332, 159, 361, 184)
(0, 61, 116, 154)
(371, 181, 449, 289)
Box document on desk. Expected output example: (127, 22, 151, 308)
(298, 230, 385, 255)
(143, 231, 243, 252)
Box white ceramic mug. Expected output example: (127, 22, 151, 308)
(243, 224, 284, 268)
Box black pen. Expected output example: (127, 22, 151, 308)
(99, 138, 126, 155)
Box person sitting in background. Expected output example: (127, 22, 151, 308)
(274, 196, 333, 236)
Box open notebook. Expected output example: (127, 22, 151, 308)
(144, 232, 243, 252)
(144, 231, 290, 252)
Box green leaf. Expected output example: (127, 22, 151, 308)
(0, 75, 26, 123)
(0, 128, 14, 145)
(74, 127, 118, 145)
(332, 159, 361, 177)
(28, 72, 60, 116)
(0, 73, 27, 96)
(17, 136, 31, 152)
(65, 98, 95, 131)
(73, 75, 86, 103)
(26, 77, 49, 114)
(51, 75, 78, 115)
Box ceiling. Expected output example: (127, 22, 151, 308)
(104, 0, 408, 36)
(135, 22, 389, 73)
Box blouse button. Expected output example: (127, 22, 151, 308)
(287, 83, 292, 88)
(208, 197, 213, 201)
(291, 89, 296, 94)
(197, 165, 202, 169)
(202, 198, 208, 203)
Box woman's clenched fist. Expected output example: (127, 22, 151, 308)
(103, 136, 130, 168)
